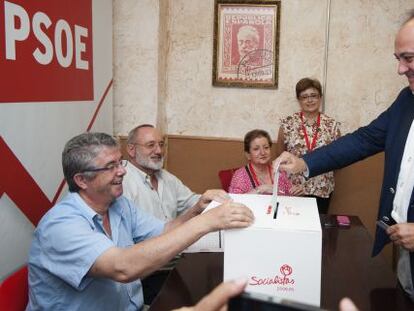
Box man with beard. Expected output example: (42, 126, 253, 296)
(123, 124, 228, 304)
(123, 124, 217, 221)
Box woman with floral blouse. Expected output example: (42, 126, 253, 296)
(277, 78, 341, 214)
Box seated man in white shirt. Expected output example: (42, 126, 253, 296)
(123, 124, 228, 304)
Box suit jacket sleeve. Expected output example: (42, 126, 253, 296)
(303, 105, 391, 178)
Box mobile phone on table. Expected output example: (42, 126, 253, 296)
(323, 216, 337, 228)
(336, 215, 351, 227)
(228, 291, 327, 311)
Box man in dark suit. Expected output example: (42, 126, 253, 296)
(276, 12, 414, 300)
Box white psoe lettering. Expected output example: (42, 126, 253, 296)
(4, 1, 89, 70)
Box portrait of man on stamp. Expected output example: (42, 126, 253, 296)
(234, 25, 262, 65)
(213, 0, 280, 89)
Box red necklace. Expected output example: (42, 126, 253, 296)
(300, 112, 320, 152)
(248, 162, 274, 187)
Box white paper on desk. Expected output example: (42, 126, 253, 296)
(183, 202, 223, 253)
(183, 230, 223, 253)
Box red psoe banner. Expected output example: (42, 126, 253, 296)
(0, 0, 93, 103)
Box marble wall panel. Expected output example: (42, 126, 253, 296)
(113, 0, 160, 134)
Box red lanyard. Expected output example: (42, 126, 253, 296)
(248, 162, 274, 186)
(300, 112, 320, 152)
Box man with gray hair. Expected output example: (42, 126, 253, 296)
(26, 132, 254, 310)
(123, 124, 230, 303)
(123, 124, 218, 222)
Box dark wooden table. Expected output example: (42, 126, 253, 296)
(150, 216, 414, 310)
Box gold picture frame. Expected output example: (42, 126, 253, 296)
(212, 0, 281, 89)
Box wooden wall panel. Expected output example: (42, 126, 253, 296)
(166, 135, 279, 193)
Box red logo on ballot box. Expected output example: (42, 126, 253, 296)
(0, 0, 93, 102)
(249, 264, 295, 292)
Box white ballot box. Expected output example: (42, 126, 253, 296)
(221, 194, 322, 306)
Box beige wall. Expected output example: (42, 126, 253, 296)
(113, 0, 410, 139)
(113, 0, 159, 133)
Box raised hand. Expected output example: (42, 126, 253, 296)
(202, 201, 254, 231)
(196, 189, 232, 212)
(274, 151, 307, 174)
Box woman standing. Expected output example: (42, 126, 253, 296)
(277, 78, 340, 213)
(229, 129, 291, 195)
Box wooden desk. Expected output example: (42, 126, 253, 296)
(150, 216, 414, 310)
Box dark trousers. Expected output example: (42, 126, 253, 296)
(305, 195, 331, 214)
(142, 270, 170, 305)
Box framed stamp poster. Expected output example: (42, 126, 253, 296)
(212, 0, 281, 89)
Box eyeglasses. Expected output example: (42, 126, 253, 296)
(131, 141, 166, 151)
(394, 52, 414, 65)
(299, 94, 320, 101)
(81, 159, 128, 173)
